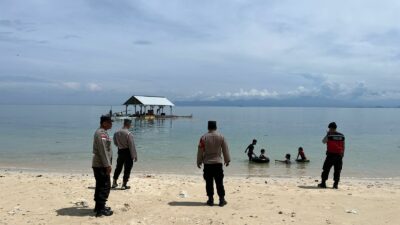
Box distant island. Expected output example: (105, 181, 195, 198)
(175, 97, 400, 108)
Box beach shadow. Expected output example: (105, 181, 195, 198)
(112, 187, 128, 191)
(168, 201, 206, 207)
(56, 207, 94, 217)
(88, 186, 129, 191)
(298, 185, 322, 190)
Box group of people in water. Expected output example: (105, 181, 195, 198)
(245, 139, 308, 163)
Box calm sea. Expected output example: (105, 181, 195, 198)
(0, 105, 399, 179)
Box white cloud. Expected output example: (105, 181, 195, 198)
(287, 86, 317, 97)
(61, 82, 81, 90)
(194, 79, 392, 102)
(211, 88, 279, 100)
(87, 83, 102, 92)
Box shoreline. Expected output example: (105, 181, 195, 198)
(1, 166, 399, 181)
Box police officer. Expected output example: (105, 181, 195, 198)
(92, 115, 113, 217)
(318, 122, 345, 189)
(112, 119, 137, 190)
(197, 121, 231, 207)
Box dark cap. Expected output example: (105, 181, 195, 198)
(100, 115, 113, 124)
(208, 121, 217, 130)
(124, 119, 132, 125)
(328, 122, 337, 129)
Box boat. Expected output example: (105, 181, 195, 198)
(251, 157, 270, 163)
(295, 159, 310, 163)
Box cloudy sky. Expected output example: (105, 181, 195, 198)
(1, 0, 400, 106)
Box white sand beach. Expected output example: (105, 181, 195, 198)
(0, 170, 399, 225)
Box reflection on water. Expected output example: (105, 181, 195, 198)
(132, 117, 173, 129)
(295, 162, 309, 170)
(243, 160, 312, 178)
(243, 160, 270, 177)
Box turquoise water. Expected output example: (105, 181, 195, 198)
(0, 105, 399, 178)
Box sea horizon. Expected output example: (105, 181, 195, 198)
(1, 103, 400, 109)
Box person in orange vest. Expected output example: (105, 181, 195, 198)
(318, 122, 345, 189)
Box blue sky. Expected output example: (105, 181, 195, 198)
(1, 0, 400, 105)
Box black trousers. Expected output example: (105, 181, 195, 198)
(113, 149, 133, 182)
(321, 153, 343, 184)
(93, 167, 111, 209)
(203, 164, 225, 198)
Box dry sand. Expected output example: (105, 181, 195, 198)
(0, 170, 399, 225)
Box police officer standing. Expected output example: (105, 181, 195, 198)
(112, 119, 137, 190)
(197, 121, 231, 207)
(318, 122, 345, 189)
(92, 115, 113, 217)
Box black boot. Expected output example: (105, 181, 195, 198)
(206, 197, 214, 206)
(96, 208, 113, 217)
(219, 198, 227, 207)
(333, 182, 339, 189)
(318, 181, 327, 188)
(111, 179, 118, 189)
(121, 181, 131, 190)
(94, 206, 111, 212)
(93, 203, 111, 212)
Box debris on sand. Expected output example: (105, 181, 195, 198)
(73, 199, 89, 208)
(121, 203, 131, 212)
(345, 209, 358, 214)
(179, 191, 189, 198)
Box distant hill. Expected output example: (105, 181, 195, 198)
(175, 97, 399, 108)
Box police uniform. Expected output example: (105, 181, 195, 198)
(197, 121, 231, 206)
(113, 126, 137, 186)
(92, 126, 113, 212)
(321, 131, 345, 187)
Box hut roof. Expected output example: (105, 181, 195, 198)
(123, 95, 174, 106)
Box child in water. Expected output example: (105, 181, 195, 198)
(259, 149, 268, 160)
(275, 153, 291, 164)
(296, 147, 307, 161)
(244, 139, 257, 161)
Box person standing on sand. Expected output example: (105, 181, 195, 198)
(112, 119, 137, 190)
(318, 122, 345, 189)
(197, 121, 231, 207)
(92, 115, 114, 217)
